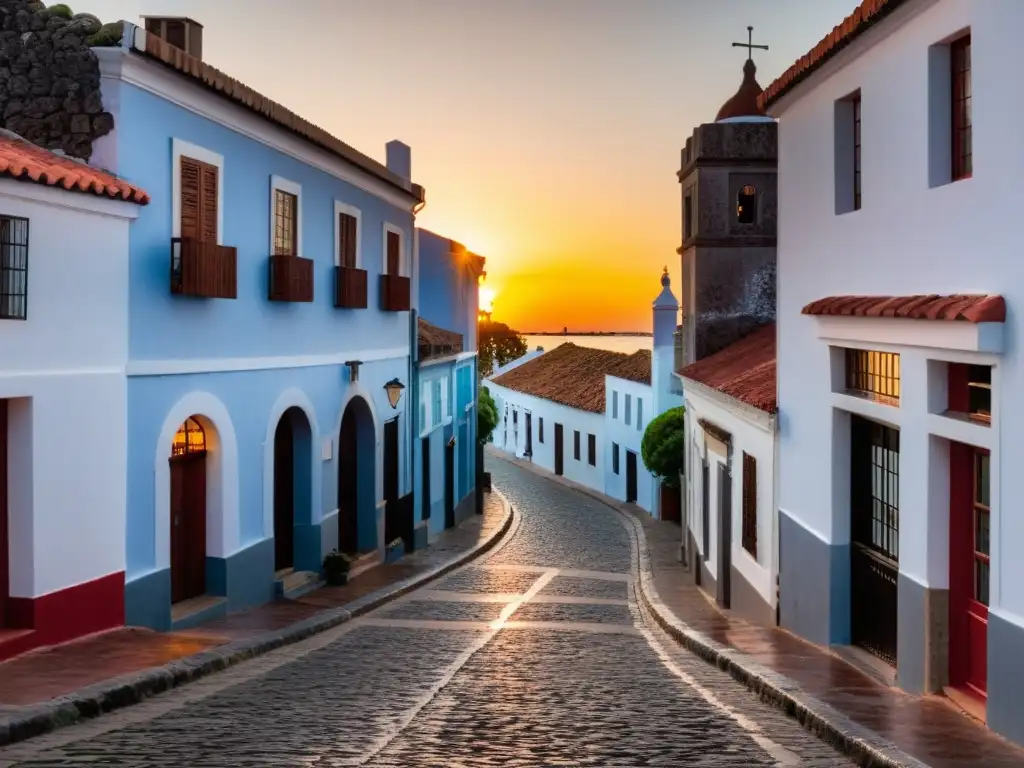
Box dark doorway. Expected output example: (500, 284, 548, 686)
(850, 414, 899, 666)
(699, 459, 710, 587)
(554, 423, 564, 476)
(421, 436, 431, 521)
(444, 437, 455, 529)
(273, 414, 295, 571)
(626, 450, 638, 503)
(338, 397, 375, 555)
(525, 413, 533, 457)
(716, 462, 732, 608)
(383, 418, 399, 505)
(170, 417, 207, 604)
(0, 400, 7, 628)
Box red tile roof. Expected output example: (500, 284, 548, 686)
(418, 317, 464, 360)
(0, 133, 149, 205)
(678, 324, 777, 413)
(802, 294, 1006, 323)
(490, 343, 652, 414)
(759, 0, 907, 110)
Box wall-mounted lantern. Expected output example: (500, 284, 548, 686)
(384, 378, 405, 409)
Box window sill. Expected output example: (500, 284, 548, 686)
(942, 409, 991, 428)
(841, 388, 899, 408)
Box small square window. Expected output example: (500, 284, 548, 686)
(0, 215, 29, 320)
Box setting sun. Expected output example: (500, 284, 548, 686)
(479, 286, 496, 314)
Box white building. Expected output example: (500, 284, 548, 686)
(762, 0, 1020, 743)
(679, 324, 778, 627)
(487, 271, 682, 517)
(0, 132, 146, 660)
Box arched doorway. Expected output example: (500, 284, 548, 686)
(338, 396, 375, 555)
(170, 417, 207, 604)
(273, 407, 312, 571)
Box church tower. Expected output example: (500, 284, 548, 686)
(678, 28, 777, 366)
(651, 267, 680, 417)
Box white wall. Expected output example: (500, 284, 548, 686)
(488, 384, 605, 493)
(773, 0, 1022, 616)
(683, 382, 777, 610)
(0, 180, 135, 597)
(604, 376, 657, 514)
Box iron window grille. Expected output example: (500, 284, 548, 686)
(273, 189, 298, 256)
(951, 35, 972, 181)
(852, 95, 862, 210)
(171, 417, 206, 457)
(0, 215, 29, 320)
(845, 348, 900, 404)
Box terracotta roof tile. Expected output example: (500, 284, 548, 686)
(418, 317, 463, 359)
(802, 294, 1006, 323)
(490, 343, 652, 414)
(0, 133, 149, 205)
(132, 30, 423, 203)
(678, 324, 777, 413)
(759, 0, 907, 111)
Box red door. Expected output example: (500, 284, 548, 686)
(0, 400, 7, 628)
(950, 444, 989, 698)
(170, 454, 207, 604)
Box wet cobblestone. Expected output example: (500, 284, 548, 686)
(2, 457, 854, 767)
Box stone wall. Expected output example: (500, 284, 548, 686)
(0, 2, 121, 160)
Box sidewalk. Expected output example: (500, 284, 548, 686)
(0, 492, 510, 743)
(487, 449, 1024, 768)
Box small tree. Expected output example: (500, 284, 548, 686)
(641, 406, 686, 488)
(478, 319, 528, 378)
(478, 386, 500, 444)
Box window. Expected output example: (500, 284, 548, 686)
(947, 363, 991, 424)
(625, 394, 632, 426)
(539, 417, 544, 443)
(973, 450, 990, 606)
(684, 193, 693, 240)
(512, 410, 517, 425)
(845, 348, 900, 404)
(385, 228, 401, 275)
(737, 184, 757, 224)
(0, 215, 28, 320)
(273, 189, 298, 256)
(742, 452, 757, 558)
(180, 155, 219, 243)
(611, 391, 618, 419)
(636, 398, 643, 431)
(587, 434, 596, 466)
(951, 35, 972, 181)
(432, 380, 442, 427)
(441, 378, 450, 420)
(171, 417, 206, 457)
(574, 430, 581, 461)
(852, 95, 862, 210)
(337, 209, 358, 268)
(612, 443, 620, 475)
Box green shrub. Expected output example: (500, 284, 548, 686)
(478, 386, 499, 444)
(640, 406, 686, 488)
(86, 20, 123, 47)
(46, 4, 73, 19)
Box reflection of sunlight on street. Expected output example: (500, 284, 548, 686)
(479, 287, 496, 314)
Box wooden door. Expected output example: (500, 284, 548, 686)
(554, 424, 564, 476)
(338, 413, 359, 554)
(626, 451, 638, 503)
(444, 439, 455, 529)
(273, 417, 295, 571)
(384, 418, 399, 504)
(0, 400, 7, 628)
(950, 445, 990, 697)
(716, 462, 732, 608)
(170, 455, 206, 604)
(421, 437, 431, 521)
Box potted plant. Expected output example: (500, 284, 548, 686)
(323, 550, 353, 586)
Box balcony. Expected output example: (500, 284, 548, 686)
(334, 266, 368, 309)
(268, 255, 314, 303)
(170, 238, 237, 299)
(380, 274, 411, 312)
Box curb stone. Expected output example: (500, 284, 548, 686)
(0, 495, 516, 748)
(486, 454, 930, 768)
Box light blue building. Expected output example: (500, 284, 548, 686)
(94, 18, 424, 630)
(412, 230, 483, 547)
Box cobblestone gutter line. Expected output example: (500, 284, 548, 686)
(0, 496, 515, 749)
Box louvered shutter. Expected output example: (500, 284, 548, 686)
(200, 162, 219, 243)
(386, 231, 400, 275)
(180, 157, 201, 241)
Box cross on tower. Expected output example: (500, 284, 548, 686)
(732, 26, 768, 61)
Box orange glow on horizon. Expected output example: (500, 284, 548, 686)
(479, 287, 496, 314)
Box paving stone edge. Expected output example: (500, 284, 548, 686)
(486, 452, 930, 768)
(0, 494, 516, 748)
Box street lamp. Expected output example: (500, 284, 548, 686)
(384, 378, 405, 409)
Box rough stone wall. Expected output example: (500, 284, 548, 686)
(691, 249, 776, 361)
(0, 2, 121, 160)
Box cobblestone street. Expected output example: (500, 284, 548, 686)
(0, 457, 854, 767)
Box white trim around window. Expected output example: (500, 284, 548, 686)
(270, 175, 303, 256)
(334, 200, 362, 269)
(171, 138, 224, 244)
(382, 222, 406, 276)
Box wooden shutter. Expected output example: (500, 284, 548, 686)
(200, 162, 219, 244)
(386, 230, 400, 275)
(180, 157, 202, 241)
(339, 213, 357, 268)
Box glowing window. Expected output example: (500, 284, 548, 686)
(171, 417, 207, 457)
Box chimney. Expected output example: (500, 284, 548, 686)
(386, 140, 411, 181)
(142, 16, 203, 59)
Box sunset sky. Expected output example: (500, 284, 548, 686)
(88, 0, 857, 332)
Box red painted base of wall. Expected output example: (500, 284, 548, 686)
(0, 571, 124, 662)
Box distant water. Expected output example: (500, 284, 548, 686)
(523, 334, 652, 355)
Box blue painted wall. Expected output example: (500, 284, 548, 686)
(417, 229, 476, 341)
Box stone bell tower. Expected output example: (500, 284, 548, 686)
(678, 28, 777, 366)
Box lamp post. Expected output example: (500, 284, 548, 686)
(384, 378, 405, 409)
